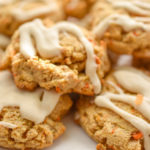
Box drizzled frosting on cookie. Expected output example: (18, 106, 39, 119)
(12, 0, 58, 21)
(114, 67, 150, 98)
(0, 0, 15, 6)
(0, 0, 59, 20)
(107, 0, 150, 15)
(0, 121, 17, 129)
(106, 80, 124, 94)
(19, 19, 100, 94)
(93, 14, 150, 38)
(95, 67, 150, 150)
(0, 70, 61, 124)
(134, 17, 150, 22)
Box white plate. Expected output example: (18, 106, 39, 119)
(50, 112, 97, 150)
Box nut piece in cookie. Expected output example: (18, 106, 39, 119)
(90, 0, 150, 66)
(1, 19, 110, 96)
(0, 70, 72, 149)
(64, 0, 96, 18)
(0, 0, 65, 36)
(76, 67, 150, 150)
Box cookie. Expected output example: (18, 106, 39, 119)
(0, 34, 10, 60)
(0, 70, 72, 149)
(1, 18, 110, 96)
(0, 34, 10, 66)
(0, 0, 65, 36)
(0, 34, 10, 50)
(76, 67, 150, 150)
(89, 0, 150, 66)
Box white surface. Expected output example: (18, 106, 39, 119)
(50, 112, 97, 150)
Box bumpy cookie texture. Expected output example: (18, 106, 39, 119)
(0, 94, 72, 150)
(0, 34, 10, 50)
(90, 0, 150, 65)
(1, 19, 110, 96)
(0, 34, 10, 60)
(76, 68, 150, 150)
(76, 97, 144, 150)
(64, 0, 96, 18)
(133, 49, 150, 69)
(0, 0, 65, 36)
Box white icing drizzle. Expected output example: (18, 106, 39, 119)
(107, 0, 150, 16)
(19, 19, 100, 94)
(95, 67, 150, 150)
(114, 67, 150, 98)
(0, 34, 10, 49)
(95, 93, 150, 150)
(133, 0, 150, 10)
(93, 14, 150, 38)
(106, 81, 124, 94)
(0, 0, 15, 6)
(0, 121, 17, 129)
(11, 0, 58, 21)
(134, 17, 150, 23)
(0, 70, 61, 124)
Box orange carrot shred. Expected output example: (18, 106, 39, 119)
(117, 83, 121, 88)
(112, 127, 117, 134)
(88, 38, 96, 45)
(133, 31, 139, 36)
(132, 132, 143, 140)
(88, 38, 93, 42)
(13, 73, 17, 77)
(135, 94, 143, 105)
(56, 116, 60, 121)
(108, 145, 115, 150)
(85, 83, 89, 88)
(131, 109, 136, 113)
(96, 144, 101, 150)
(95, 56, 101, 64)
(112, 129, 115, 134)
(56, 87, 61, 93)
(101, 79, 105, 84)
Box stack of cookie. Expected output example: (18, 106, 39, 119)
(0, 0, 150, 150)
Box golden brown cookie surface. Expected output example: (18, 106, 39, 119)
(0, 70, 73, 150)
(64, 0, 96, 18)
(76, 67, 150, 150)
(0, 99, 69, 150)
(89, 0, 150, 66)
(1, 19, 110, 96)
(0, 0, 65, 36)
(0, 34, 10, 61)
